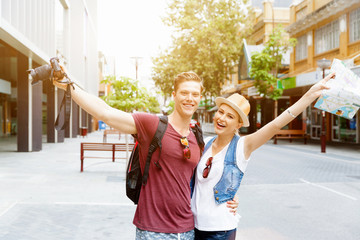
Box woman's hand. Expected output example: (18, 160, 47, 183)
(226, 195, 239, 216)
(305, 72, 335, 99)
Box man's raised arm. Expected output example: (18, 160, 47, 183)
(54, 81, 137, 135)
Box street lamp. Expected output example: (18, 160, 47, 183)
(130, 56, 143, 80)
(317, 58, 331, 153)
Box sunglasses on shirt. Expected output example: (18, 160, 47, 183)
(202, 156, 213, 178)
(180, 136, 191, 160)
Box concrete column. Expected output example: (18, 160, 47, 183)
(72, 100, 79, 138)
(81, 109, 87, 129)
(65, 100, 71, 138)
(17, 54, 30, 152)
(88, 114, 93, 133)
(46, 81, 56, 143)
(31, 79, 42, 151)
(57, 89, 65, 142)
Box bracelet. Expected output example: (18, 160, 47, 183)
(287, 109, 296, 118)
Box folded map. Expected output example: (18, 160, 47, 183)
(314, 58, 360, 119)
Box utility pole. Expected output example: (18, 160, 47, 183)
(317, 58, 331, 153)
(130, 57, 143, 80)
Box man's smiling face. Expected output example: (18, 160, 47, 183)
(172, 80, 202, 119)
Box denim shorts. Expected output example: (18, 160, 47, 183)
(136, 228, 195, 240)
(194, 228, 236, 240)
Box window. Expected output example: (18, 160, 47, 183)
(296, 34, 307, 61)
(350, 8, 360, 43)
(315, 20, 339, 54)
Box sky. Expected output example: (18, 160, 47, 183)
(97, 0, 174, 89)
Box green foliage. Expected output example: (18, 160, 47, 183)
(249, 26, 297, 100)
(164, 100, 175, 115)
(101, 75, 160, 113)
(152, 0, 254, 98)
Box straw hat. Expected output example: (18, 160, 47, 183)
(215, 93, 250, 127)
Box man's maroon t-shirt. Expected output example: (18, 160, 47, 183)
(132, 113, 200, 233)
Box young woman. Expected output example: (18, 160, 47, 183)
(191, 72, 336, 240)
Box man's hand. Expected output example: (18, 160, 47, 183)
(226, 195, 239, 216)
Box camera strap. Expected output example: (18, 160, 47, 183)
(54, 83, 73, 131)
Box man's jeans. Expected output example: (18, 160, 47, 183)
(194, 228, 236, 240)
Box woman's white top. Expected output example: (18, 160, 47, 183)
(191, 136, 251, 231)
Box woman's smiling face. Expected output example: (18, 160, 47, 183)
(213, 104, 242, 136)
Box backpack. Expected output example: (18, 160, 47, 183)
(126, 115, 204, 204)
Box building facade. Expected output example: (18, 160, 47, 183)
(214, 0, 293, 135)
(286, 0, 360, 144)
(0, 0, 99, 152)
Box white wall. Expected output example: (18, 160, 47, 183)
(0, 0, 99, 93)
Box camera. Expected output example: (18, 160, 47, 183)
(27, 57, 65, 85)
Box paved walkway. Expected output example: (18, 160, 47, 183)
(0, 131, 136, 240)
(0, 131, 359, 239)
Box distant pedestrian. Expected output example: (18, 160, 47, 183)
(191, 72, 336, 240)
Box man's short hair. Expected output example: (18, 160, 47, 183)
(174, 71, 204, 93)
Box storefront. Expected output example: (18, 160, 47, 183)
(287, 66, 360, 144)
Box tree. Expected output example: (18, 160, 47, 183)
(152, 0, 254, 99)
(151, 49, 188, 103)
(101, 75, 160, 113)
(249, 26, 297, 100)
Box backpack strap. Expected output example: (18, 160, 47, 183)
(191, 124, 205, 155)
(142, 115, 168, 186)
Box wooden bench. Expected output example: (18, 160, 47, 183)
(103, 129, 121, 143)
(273, 129, 308, 144)
(80, 142, 134, 172)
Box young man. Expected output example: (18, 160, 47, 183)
(54, 72, 203, 239)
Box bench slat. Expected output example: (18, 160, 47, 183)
(80, 142, 134, 172)
(273, 129, 308, 145)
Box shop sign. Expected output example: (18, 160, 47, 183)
(281, 77, 296, 89)
(296, 70, 321, 87)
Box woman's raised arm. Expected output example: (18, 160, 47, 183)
(243, 72, 335, 159)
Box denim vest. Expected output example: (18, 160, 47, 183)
(204, 135, 244, 204)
